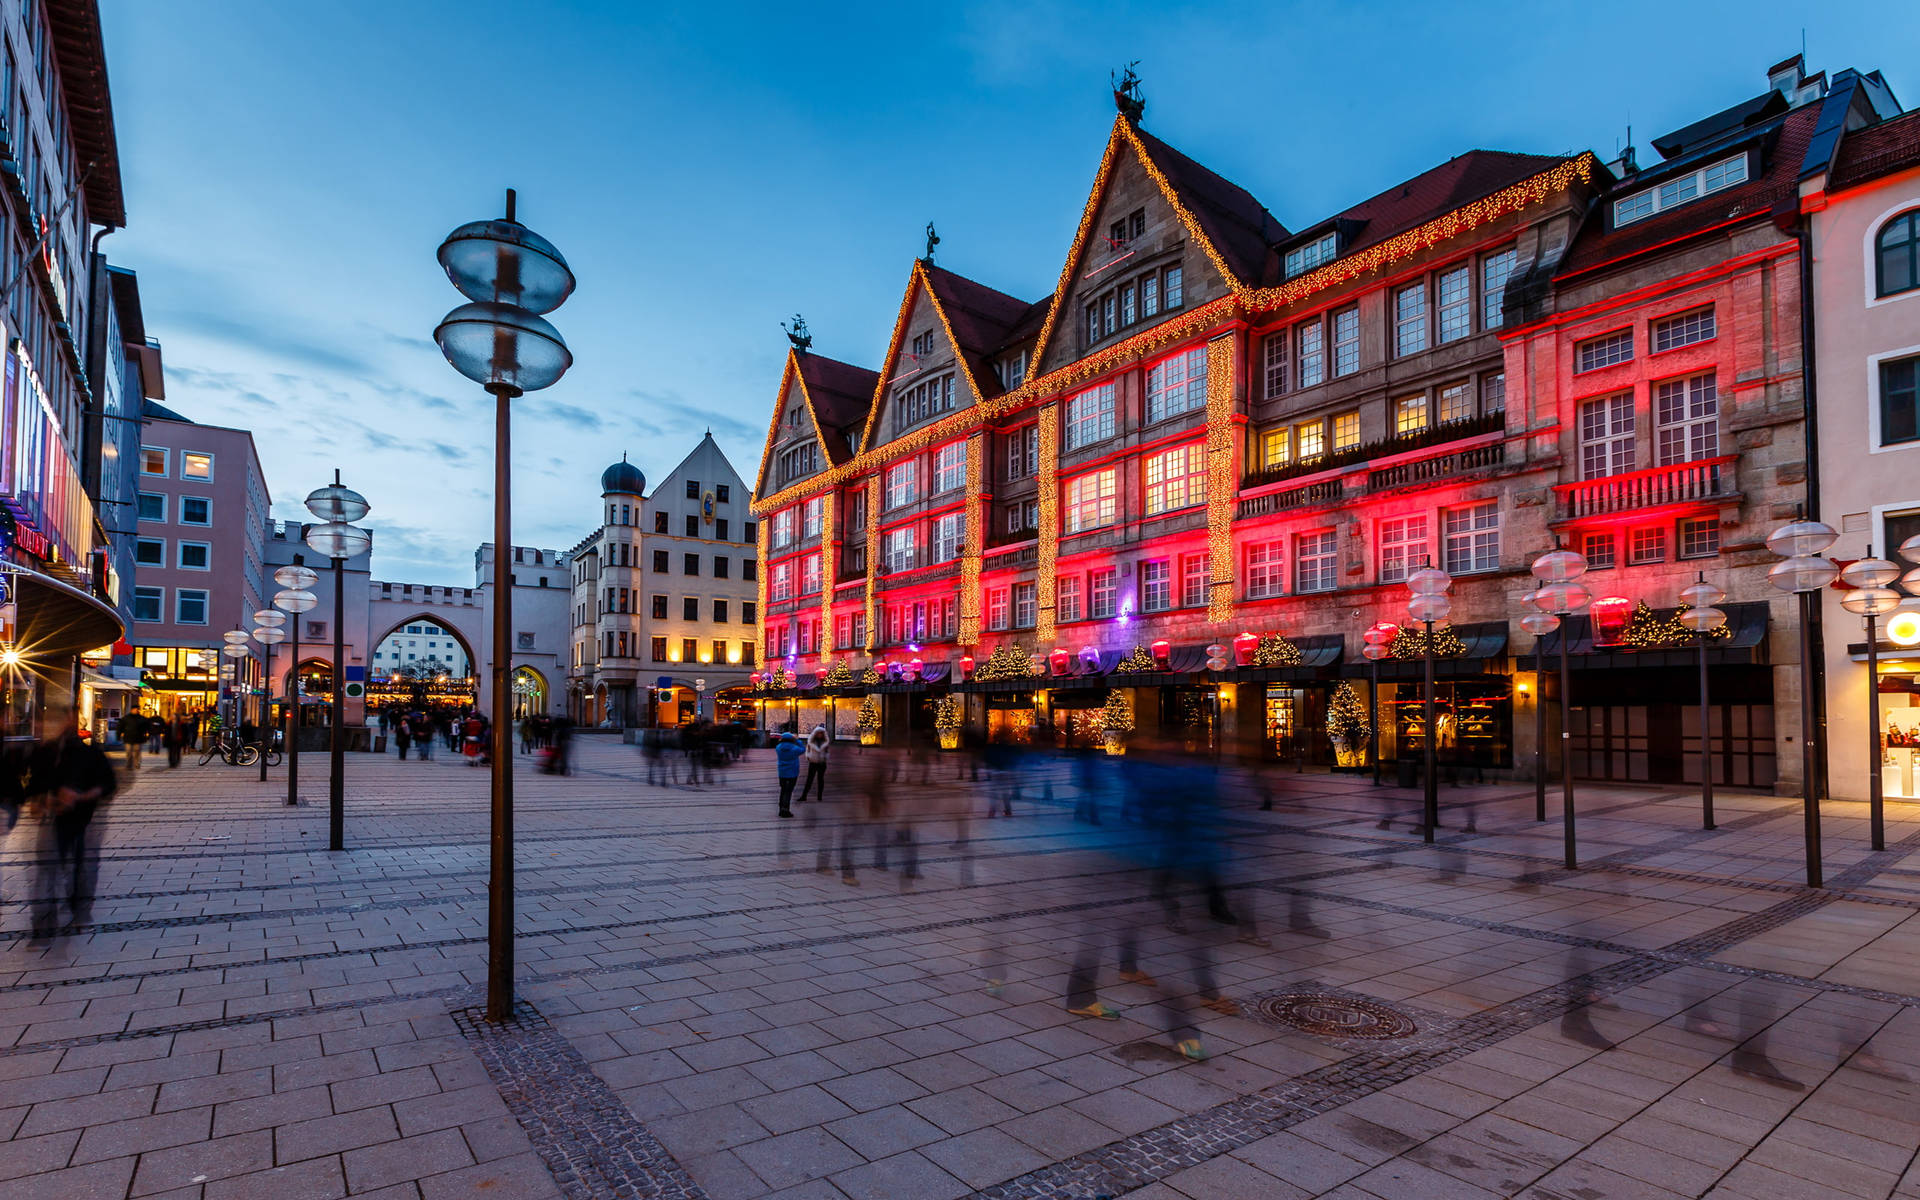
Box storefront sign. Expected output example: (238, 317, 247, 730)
(1590, 596, 1634, 647)
(4, 344, 91, 567)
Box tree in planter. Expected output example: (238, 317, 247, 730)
(856, 695, 882, 744)
(1093, 690, 1134, 753)
(934, 696, 962, 748)
(1324, 680, 1372, 767)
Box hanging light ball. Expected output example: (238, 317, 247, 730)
(1767, 555, 1839, 594)
(1518, 611, 1560, 637)
(1407, 592, 1452, 623)
(1678, 605, 1727, 633)
(1841, 556, 1902, 589)
(1532, 581, 1592, 614)
(1530, 548, 1589, 584)
(1679, 580, 1726, 609)
(1841, 587, 1903, 617)
(1406, 567, 1452, 596)
(1766, 519, 1838, 558)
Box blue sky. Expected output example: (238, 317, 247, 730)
(99, 0, 1918, 580)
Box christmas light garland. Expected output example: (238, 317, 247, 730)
(860, 665, 881, 686)
(1620, 601, 1732, 649)
(1114, 645, 1157, 673)
(960, 433, 984, 646)
(1253, 634, 1302, 667)
(1390, 623, 1467, 660)
(817, 490, 837, 653)
(861, 474, 881, 652)
(975, 643, 1040, 682)
(1035, 403, 1061, 643)
(822, 660, 854, 688)
(1205, 333, 1238, 624)
(857, 261, 1000, 456)
(755, 517, 770, 650)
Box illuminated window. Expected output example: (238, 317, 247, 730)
(1145, 346, 1207, 423)
(682, 638, 698, 664)
(1651, 306, 1715, 353)
(772, 508, 795, 548)
(987, 586, 1009, 630)
(1436, 266, 1472, 344)
(1394, 283, 1428, 355)
(1332, 410, 1360, 451)
(1089, 568, 1117, 619)
(1576, 329, 1633, 373)
(1143, 444, 1205, 516)
(1140, 559, 1172, 612)
(882, 527, 918, 574)
(1580, 393, 1634, 479)
(652, 594, 668, 619)
(884, 460, 920, 509)
(1378, 516, 1427, 584)
(1394, 395, 1428, 435)
(1878, 210, 1920, 298)
(1442, 501, 1500, 574)
(801, 554, 821, 595)
(1482, 372, 1506, 414)
(1013, 582, 1037, 628)
(180, 452, 213, 481)
(1285, 232, 1337, 278)
(1295, 532, 1337, 593)
(802, 496, 822, 538)
(1260, 428, 1291, 469)
(932, 513, 962, 563)
(1655, 373, 1718, 464)
(1679, 517, 1719, 559)
(1065, 468, 1118, 533)
(1064, 382, 1116, 450)
(1293, 420, 1324, 462)
(651, 636, 668, 662)
(1246, 540, 1285, 599)
(1262, 331, 1289, 397)
(1482, 246, 1517, 329)
(1613, 153, 1747, 227)
(139, 447, 167, 475)
(772, 561, 792, 600)
(1057, 575, 1083, 623)
(1438, 381, 1473, 424)
(1297, 320, 1325, 388)
(1179, 553, 1211, 608)
(932, 442, 965, 494)
(1630, 526, 1666, 564)
(1332, 307, 1360, 377)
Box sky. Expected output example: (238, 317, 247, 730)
(98, 0, 1919, 582)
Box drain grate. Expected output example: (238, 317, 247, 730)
(1251, 992, 1417, 1040)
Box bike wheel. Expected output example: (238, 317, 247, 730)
(199, 748, 218, 766)
(237, 744, 260, 766)
(266, 749, 284, 767)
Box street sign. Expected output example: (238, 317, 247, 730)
(344, 681, 365, 699)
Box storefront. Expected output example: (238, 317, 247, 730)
(1356, 623, 1513, 774)
(1, 562, 126, 746)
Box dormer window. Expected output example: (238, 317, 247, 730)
(1612, 153, 1749, 227)
(998, 349, 1028, 389)
(1107, 208, 1146, 249)
(910, 330, 935, 358)
(1284, 232, 1338, 279)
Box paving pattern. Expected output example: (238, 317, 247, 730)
(0, 738, 1918, 1198)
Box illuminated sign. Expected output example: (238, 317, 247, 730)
(1887, 611, 1920, 647)
(1591, 596, 1634, 647)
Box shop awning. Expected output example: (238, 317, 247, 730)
(1226, 634, 1346, 684)
(1352, 621, 1511, 680)
(1536, 600, 1770, 668)
(81, 668, 140, 692)
(6, 563, 123, 661)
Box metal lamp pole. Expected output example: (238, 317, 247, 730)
(252, 608, 287, 782)
(1767, 518, 1840, 887)
(305, 479, 371, 852)
(1678, 576, 1727, 831)
(274, 565, 318, 807)
(1530, 547, 1590, 870)
(1405, 568, 1452, 843)
(1361, 623, 1395, 787)
(1840, 550, 1902, 852)
(1519, 603, 1558, 823)
(434, 191, 576, 1024)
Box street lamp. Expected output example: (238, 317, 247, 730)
(1531, 546, 1590, 870)
(1841, 551, 1902, 852)
(220, 630, 251, 741)
(274, 566, 320, 807)
(1361, 623, 1396, 787)
(1406, 565, 1452, 843)
(1678, 577, 1727, 831)
(305, 481, 372, 852)
(1517, 601, 1559, 823)
(1766, 517, 1839, 887)
(253, 609, 287, 782)
(434, 190, 576, 1025)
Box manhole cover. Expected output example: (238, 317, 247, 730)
(1253, 993, 1417, 1040)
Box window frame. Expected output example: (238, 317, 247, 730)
(1377, 515, 1428, 585)
(1650, 305, 1717, 354)
(1879, 209, 1920, 299)
(1142, 443, 1206, 517)
(1393, 282, 1428, 356)
(176, 540, 211, 571)
(1294, 531, 1338, 594)
(1284, 232, 1337, 278)
(1653, 372, 1719, 466)
(1579, 392, 1636, 480)
(1481, 245, 1518, 329)
(1613, 152, 1749, 227)
(179, 451, 214, 481)
(1139, 558, 1172, 612)
(139, 446, 167, 476)
(1575, 328, 1634, 373)
(175, 587, 210, 625)
(1089, 568, 1118, 619)
(1144, 345, 1207, 424)
(1056, 574, 1083, 623)
(178, 495, 211, 526)
(1064, 467, 1118, 534)
(1064, 381, 1117, 451)
(1442, 501, 1501, 575)
(133, 536, 165, 567)
(132, 585, 162, 623)
(1245, 539, 1285, 600)
(1881, 353, 1920, 447)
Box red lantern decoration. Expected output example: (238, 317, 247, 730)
(959, 654, 974, 679)
(908, 658, 923, 680)
(1590, 596, 1633, 647)
(1363, 622, 1399, 646)
(1232, 631, 1257, 666)
(1049, 647, 1070, 676)
(749, 672, 762, 687)
(1150, 639, 1171, 667)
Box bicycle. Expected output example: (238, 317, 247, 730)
(199, 734, 258, 767)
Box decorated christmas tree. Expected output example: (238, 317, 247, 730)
(859, 665, 881, 686)
(1620, 600, 1732, 649)
(933, 696, 961, 733)
(976, 644, 1039, 681)
(1390, 623, 1466, 660)
(1253, 634, 1302, 667)
(856, 695, 881, 730)
(1095, 689, 1134, 736)
(822, 660, 854, 688)
(1324, 681, 1371, 766)
(1114, 645, 1157, 673)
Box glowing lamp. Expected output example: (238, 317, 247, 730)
(959, 654, 974, 679)
(1768, 555, 1837, 594)
(1363, 622, 1398, 646)
(1407, 566, 1452, 595)
(1589, 596, 1633, 647)
(1150, 639, 1171, 667)
(1842, 588, 1902, 617)
(1886, 611, 1920, 647)
(1842, 557, 1902, 588)
(1204, 644, 1229, 672)
(908, 658, 923, 680)
(1679, 580, 1726, 610)
(1532, 582, 1591, 615)
(1079, 645, 1100, 671)
(1361, 643, 1389, 661)
(1407, 593, 1451, 623)
(1233, 632, 1257, 666)
(1049, 648, 1070, 676)
(1529, 549, 1588, 584)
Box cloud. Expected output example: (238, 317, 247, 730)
(526, 399, 604, 431)
(170, 310, 376, 375)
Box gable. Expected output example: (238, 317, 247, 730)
(871, 280, 976, 447)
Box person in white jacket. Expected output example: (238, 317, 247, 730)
(798, 725, 831, 803)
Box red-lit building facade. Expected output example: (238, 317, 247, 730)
(753, 60, 1836, 791)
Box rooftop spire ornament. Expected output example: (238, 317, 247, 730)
(783, 314, 811, 355)
(1112, 62, 1145, 124)
(923, 221, 940, 264)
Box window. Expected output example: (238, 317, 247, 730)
(1005, 501, 1038, 533)
(771, 561, 793, 601)
(1164, 266, 1183, 308)
(1064, 382, 1116, 450)
(178, 542, 210, 570)
(1394, 395, 1428, 435)
(1246, 540, 1284, 599)
(713, 556, 729, 579)
(893, 373, 955, 432)
(1580, 393, 1635, 479)
(803, 496, 822, 538)
(932, 512, 962, 563)
(1297, 321, 1325, 388)
(1883, 355, 1920, 445)
(685, 514, 699, 537)
(1057, 575, 1083, 623)
(742, 559, 757, 581)
(712, 638, 727, 663)
(683, 596, 699, 621)
(138, 492, 163, 521)
(1332, 410, 1360, 452)
(134, 537, 164, 567)
(986, 586, 1009, 630)
(175, 589, 209, 625)
(653, 550, 669, 572)
(1260, 427, 1291, 469)
(1089, 568, 1117, 619)
(1285, 232, 1337, 278)
(1295, 532, 1337, 593)
(882, 527, 918, 574)
(1262, 331, 1289, 397)
(778, 442, 818, 483)
(1013, 582, 1037, 628)
(1630, 526, 1667, 564)
(1120, 282, 1135, 326)
(801, 554, 821, 595)
(1614, 153, 1748, 226)
(910, 329, 935, 357)
(1654, 373, 1718, 465)
(1294, 420, 1324, 462)
(1145, 346, 1206, 423)
(1140, 559, 1172, 612)
(1394, 284, 1428, 356)
(1005, 426, 1038, 480)
(652, 594, 667, 619)
(1482, 372, 1506, 414)
(1576, 329, 1633, 372)
(180, 452, 213, 480)
(684, 479, 699, 499)
(1879, 210, 1920, 298)
(1679, 517, 1719, 559)
(1378, 516, 1427, 584)
(885, 460, 919, 509)
(682, 638, 698, 663)
(683, 553, 699, 575)
(1582, 532, 1616, 570)
(1180, 553, 1210, 608)
(999, 350, 1028, 389)
(180, 496, 210, 525)
(133, 586, 161, 622)
(1331, 307, 1360, 377)
(743, 601, 756, 624)
(1064, 469, 1117, 533)
(655, 511, 668, 533)
(1652, 306, 1716, 353)
(1143, 444, 1205, 516)
(933, 442, 965, 494)
(139, 447, 167, 475)
(1481, 246, 1517, 329)
(1142, 273, 1159, 317)
(716, 517, 729, 542)
(772, 508, 795, 547)
(1443, 502, 1500, 574)
(716, 484, 730, 503)
(650, 637, 666, 662)
(1438, 381, 1473, 424)
(1436, 265, 1472, 344)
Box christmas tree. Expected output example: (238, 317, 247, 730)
(1390, 623, 1466, 659)
(1114, 645, 1157, 673)
(933, 696, 961, 733)
(1095, 690, 1134, 736)
(1324, 681, 1371, 766)
(976, 644, 1039, 681)
(856, 695, 881, 730)
(822, 660, 854, 687)
(1253, 634, 1302, 667)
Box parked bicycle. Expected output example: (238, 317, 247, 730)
(200, 733, 258, 767)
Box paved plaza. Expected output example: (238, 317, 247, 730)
(1, 738, 1919, 1199)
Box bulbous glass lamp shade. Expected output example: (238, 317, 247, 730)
(1841, 556, 1902, 588)
(437, 219, 575, 315)
(1678, 605, 1727, 633)
(305, 521, 372, 560)
(1408, 592, 1452, 623)
(1362, 622, 1398, 646)
(1679, 580, 1726, 609)
(1405, 566, 1452, 596)
(435, 301, 572, 393)
(274, 564, 320, 591)
(1530, 548, 1589, 583)
(1902, 565, 1920, 592)
(254, 626, 288, 646)
(1766, 519, 1838, 557)
(222, 643, 251, 658)
(222, 630, 253, 646)
(1901, 533, 1920, 561)
(305, 483, 370, 524)
(1768, 555, 1838, 593)
(1533, 581, 1592, 614)
(253, 609, 287, 628)
(274, 588, 319, 615)
(1361, 643, 1390, 661)
(1518, 611, 1560, 637)
(1841, 587, 1903, 617)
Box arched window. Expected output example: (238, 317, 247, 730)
(1878, 209, 1920, 298)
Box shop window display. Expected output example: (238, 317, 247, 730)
(1384, 679, 1512, 771)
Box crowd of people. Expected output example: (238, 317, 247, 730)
(378, 705, 584, 775)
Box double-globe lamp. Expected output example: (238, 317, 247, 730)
(273, 565, 320, 807)
(1677, 578, 1727, 829)
(1840, 548, 1903, 852)
(251, 609, 287, 781)
(1360, 623, 1397, 787)
(305, 480, 371, 853)
(433, 191, 576, 1025)
(1405, 566, 1451, 843)
(1766, 518, 1839, 886)
(1530, 547, 1590, 869)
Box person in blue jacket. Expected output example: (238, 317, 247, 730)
(773, 732, 805, 817)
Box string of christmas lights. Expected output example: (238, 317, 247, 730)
(960, 433, 984, 646)
(861, 474, 881, 652)
(1620, 600, 1732, 649)
(1114, 645, 1157, 673)
(1035, 403, 1061, 643)
(818, 490, 837, 649)
(1253, 634, 1302, 667)
(1390, 623, 1467, 660)
(1205, 333, 1238, 624)
(975, 643, 1041, 682)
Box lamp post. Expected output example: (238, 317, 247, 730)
(1405, 566, 1452, 842)
(1767, 517, 1839, 887)
(1361, 623, 1396, 787)
(433, 191, 576, 1024)
(1530, 547, 1590, 870)
(220, 631, 250, 743)
(1678, 577, 1727, 830)
(1518, 602, 1559, 823)
(305, 480, 372, 853)
(274, 566, 319, 806)
(1841, 550, 1902, 852)
(252, 609, 288, 782)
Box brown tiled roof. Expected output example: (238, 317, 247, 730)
(1327, 150, 1570, 258)
(922, 265, 1034, 398)
(795, 353, 876, 465)
(1832, 110, 1920, 192)
(1557, 105, 1816, 281)
(1132, 128, 1288, 287)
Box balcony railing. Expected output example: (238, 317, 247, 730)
(1241, 412, 1504, 491)
(986, 523, 1039, 549)
(1366, 441, 1506, 492)
(1555, 455, 1737, 519)
(1237, 479, 1345, 519)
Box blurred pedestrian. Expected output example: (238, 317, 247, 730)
(774, 731, 803, 817)
(26, 714, 117, 937)
(395, 717, 412, 759)
(120, 711, 148, 772)
(798, 724, 831, 802)
(164, 714, 189, 768)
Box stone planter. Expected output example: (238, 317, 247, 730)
(859, 729, 881, 746)
(1103, 732, 1127, 756)
(938, 729, 960, 750)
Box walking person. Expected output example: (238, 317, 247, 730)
(798, 724, 831, 803)
(164, 714, 188, 768)
(120, 711, 148, 773)
(394, 716, 412, 760)
(774, 731, 804, 818)
(26, 714, 118, 938)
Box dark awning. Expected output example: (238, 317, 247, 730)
(1224, 634, 1346, 684)
(8, 563, 123, 662)
(1535, 600, 1770, 668)
(1350, 621, 1510, 681)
